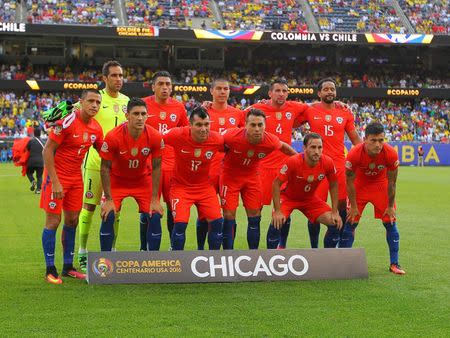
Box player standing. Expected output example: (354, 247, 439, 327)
(142, 71, 188, 250)
(196, 78, 243, 250)
(221, 109, 297, 249)
(340, 122, 405, 275)
(40, 90, 103, 284)
(163, 106, 224, 250)
(99, 98, 164, 251)
(295, 78, 362, 249)
(269, 133, 342, 242)
(78, 61, 129, 271)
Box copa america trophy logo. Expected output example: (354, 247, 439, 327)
(92, 258, 114, 277)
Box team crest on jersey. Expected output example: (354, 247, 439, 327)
(307, 175, 314, 183)
(377, 165, 385, 170)
(122, 105, 127, 113)
(257, 152, 266, 159)
(83, 132, 88, 142)
(205, 151, 213, 160)
(131, 148, 138, 156)
(276, 112, 282, 120)
(170, 113, 177, 122)
(49, 201, 57, 209)
(336, 117, 344, 124)
(90, 135, 96, 144)
(229, 118, 236, 125)
(280, 164, 288, 174)
(318, 174, 325, 181)
(394, 160, 399, 167)
(101, 142, 108, 152)
(247, 150, 254, 157)
(325, 115, 332, 122)
(345, 161, 352, 169)
(369, 163, 376, 169)
(286, 112, 292, 120)
(113, 104, 119, 113)
(141, 147, 150, 156)
(219, 117, 225, 126)
(194, 149, 201, 158)
(160, 111, 166, 120)
(53, 126, 62, 135)
(85, 191, 94, 199)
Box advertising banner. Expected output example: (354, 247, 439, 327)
(87, 248, 368, 284)
(292, 141, 450, 166)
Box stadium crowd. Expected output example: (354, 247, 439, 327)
(1, 62, 449, 89)
(1, 90, 448, 143)
(126, 0, 211, 28)
(399, 0, 449, 34)
(218, 0, 308, 31)
(0, 0, 16, 22)
(26, 0, 117, 25)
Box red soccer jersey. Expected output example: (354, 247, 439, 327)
(278, 153, 337, 201)
(208, 105, 244, 173)
(222, 128, 282, 177)
(163, 126, 224, 187)
(99, 123, 163, 187)
(303, 103, 356, 168)
(247, 101, 308, 169)
(345, 143, 399, 186)
(142, 95, 188, 168)
(48, 111, 103, 181)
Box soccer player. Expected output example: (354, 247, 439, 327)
(162, 106, 224, 251)
(196, 78, 243, 250)
(99, 98, 164, 251)
(40, 89, 103, 284)
(78, 61, 129, 271)
(221, 109, 297, 250)
(142, 71, 188, 250)
(26, 127, 44, 194)
(295, 78, 362, 249)
(268, 133, 342, 247)
(339, 122, 405, 275)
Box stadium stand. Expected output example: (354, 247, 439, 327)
(308, 0, 407, 33)
(1, 62, 448, 89)
(217, 0, 308, 31)
(399, 0, 449, 34)
(0, 0, 17, 22)
(126, 0, 212, 28)
(26, 0, 117, 25)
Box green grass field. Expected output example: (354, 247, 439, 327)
(1, 163, 449, 337)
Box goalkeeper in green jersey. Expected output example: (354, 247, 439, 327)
(77, 61, 129, 272)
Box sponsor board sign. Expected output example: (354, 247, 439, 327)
(87, 248, 368, 284)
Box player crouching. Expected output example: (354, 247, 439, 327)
(340, 122, 405, 275)
(99, 98, 164, 251)
(268, 133, 342, 247)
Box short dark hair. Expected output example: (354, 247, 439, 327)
(317, 77, 336, 91)
(81, 89, 101, 98)
(269, 79, 288, 91)
(152, 71, 172, 84)
(365, 122, 385, 137)
(246, 108, 266, 121)
(102, 60, 122, 77)
(211, 78, 229, 89)
(127, 97, 147, 113)
(189, 106, 209, 123)
(33, 127, 41, 138)
(303, 132, 322, 146)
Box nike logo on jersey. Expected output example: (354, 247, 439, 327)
(73, 134, 80, 138)
(233, 150, 242, 154)
(147, 115, 156, 117)
(181, 150, 190, 154)
(120, 151, 127, 154)
(313, 117, 321, 120)
(296, 176, 304, 179)
(102, 106, 108, 109)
